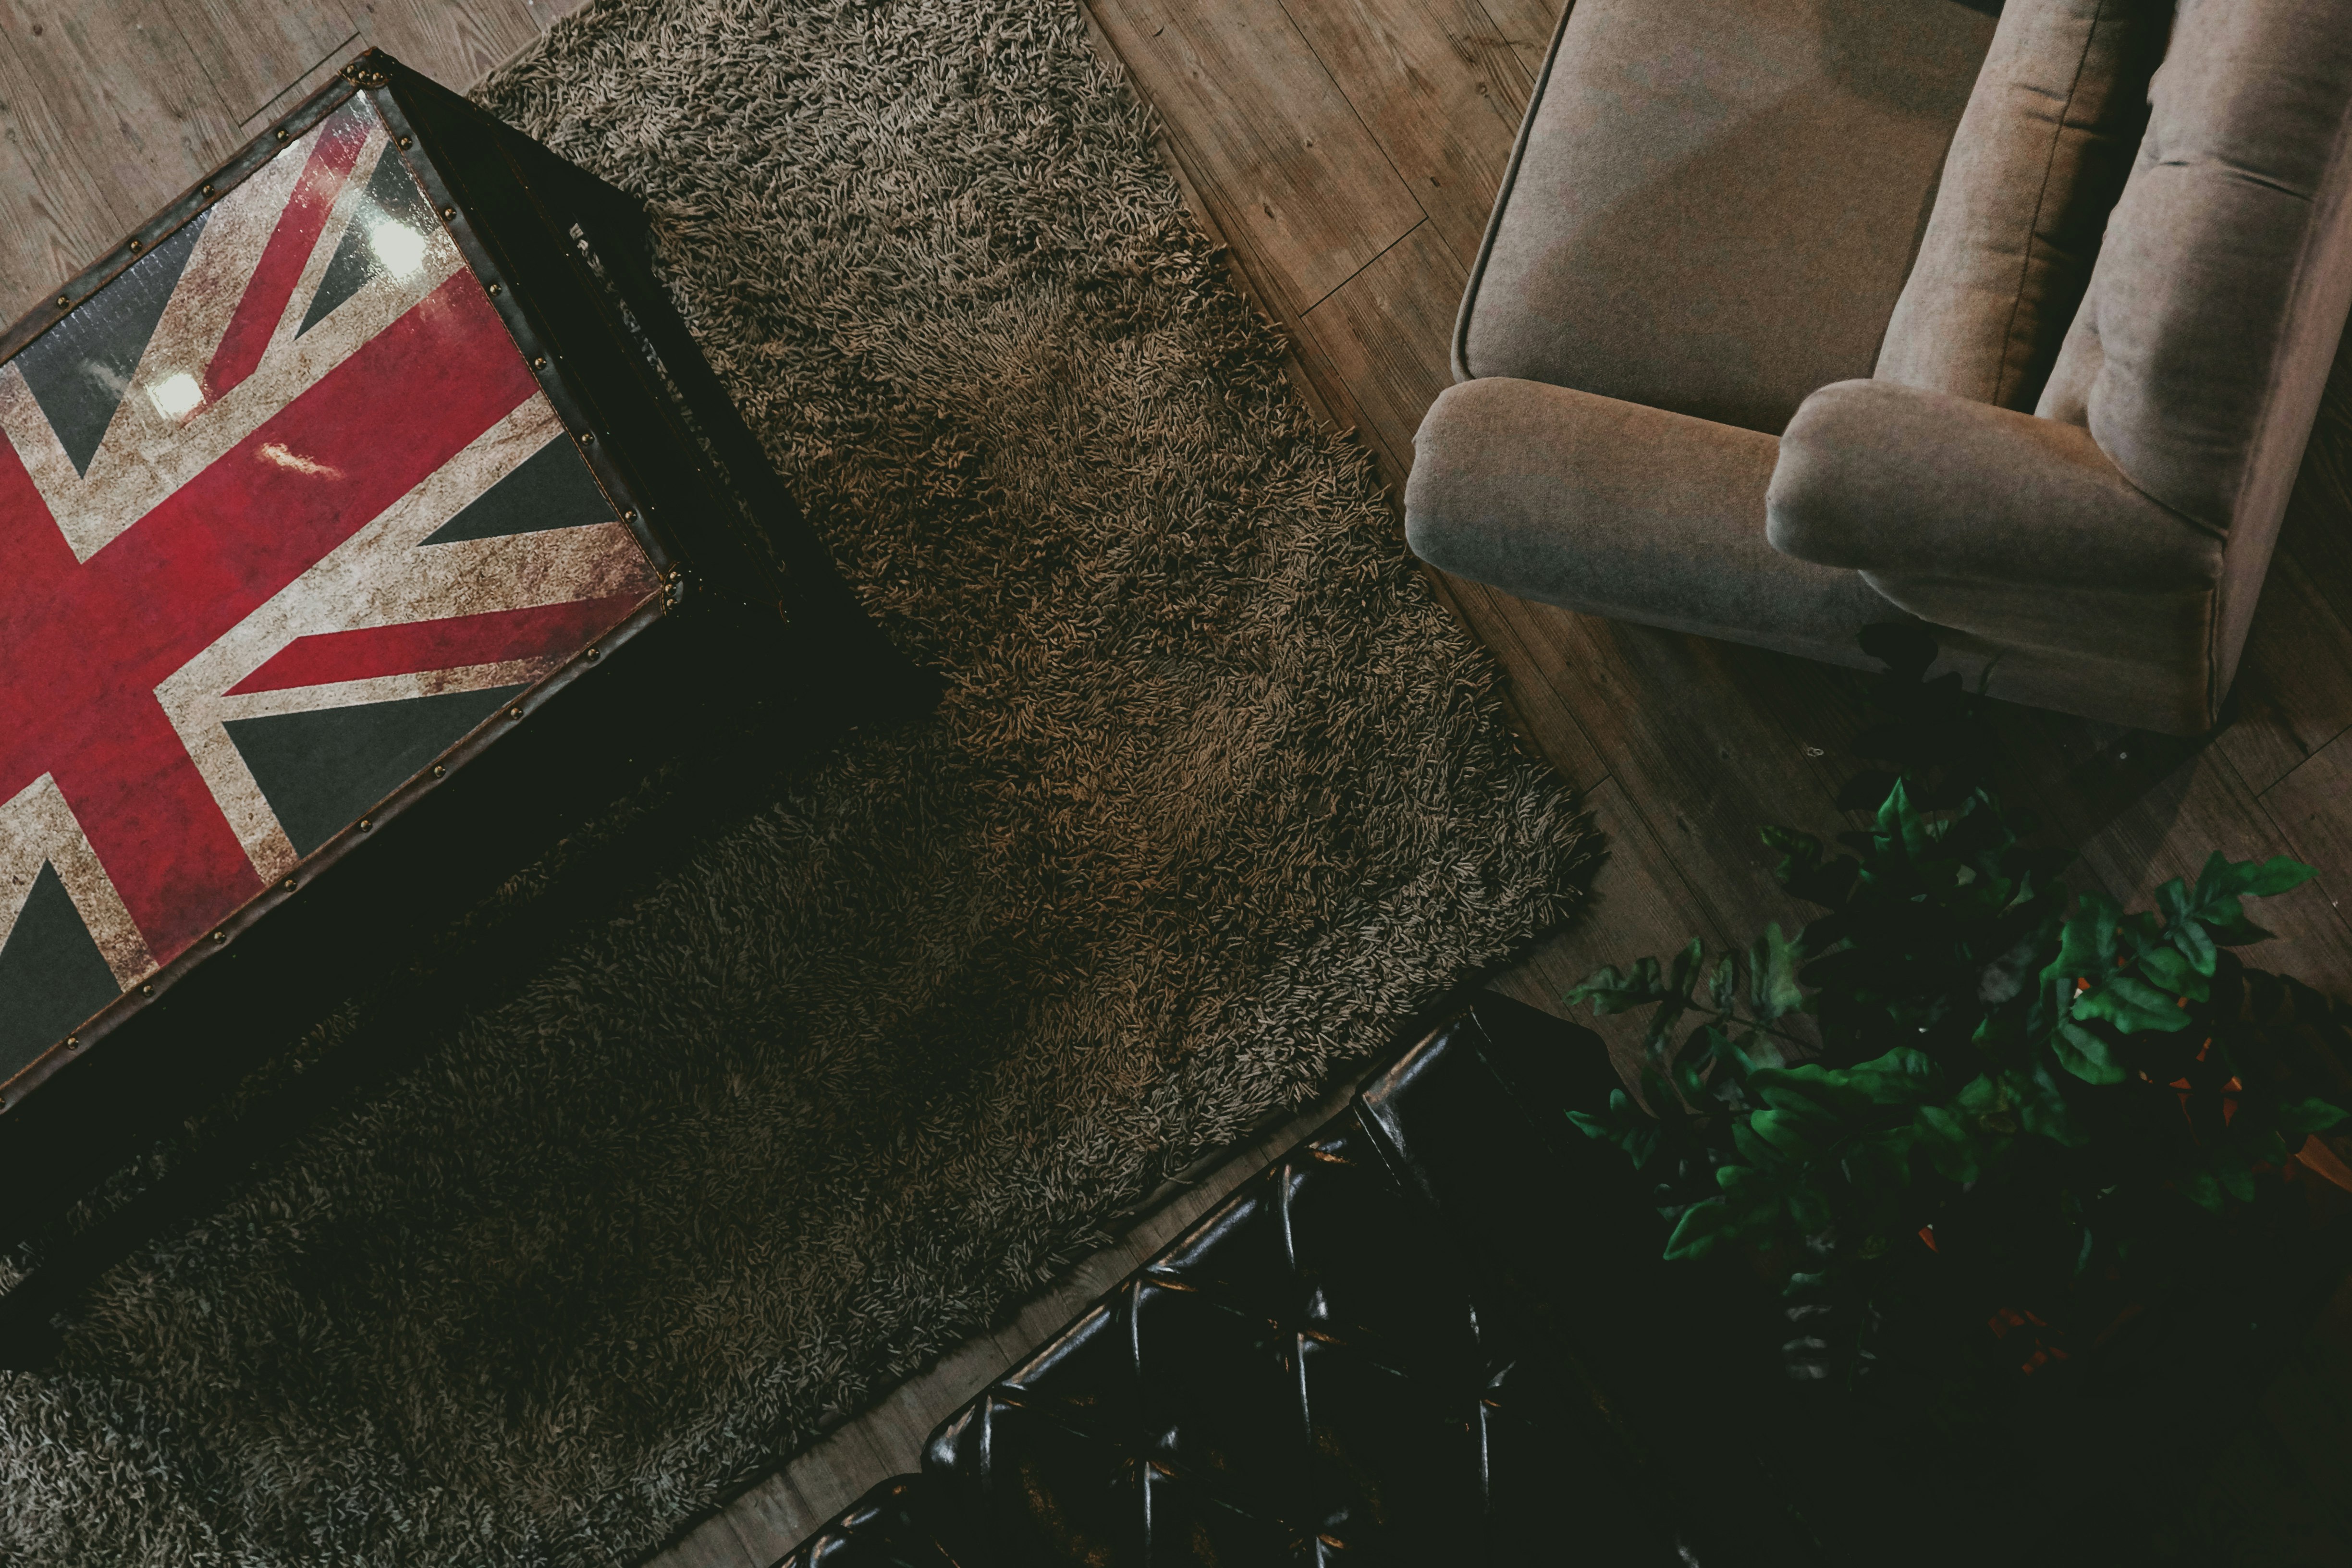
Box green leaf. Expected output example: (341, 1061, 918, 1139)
(2188, 851, 2237, 906)
(2053, 1021, 2129, 1085)
(2278, 1096, 2352, 1135)
(1914, 1107, 1987, 1183)
(1708, 954, 1738, 1015)
(1566, 1110, 1613, 1140)
(2169, 917, 2219, 978)
(1786, 1183, 1833, 1232)
(2155, 875, 2194, 929)
(2134, 944, 2211, 1003)
(1876, 777, 1935, 863)
(1732, 1121, 1777, 1168)
(2196, 852, 2318, 905)
(1698, 1032, 1767, 1112)
(1762, 824, 1825, 885)
(2218, 1159, 2259, 1204)
(2179, 1170, 2225, 1213)
(1639, 1066, 1683, 1129)
(1737, 1030, 1788, 1072)
(2074, 974, 2194, 1034)
(1565, 1091, 1663, 1171)
(1853, 1126, 1921, 1186)
(1665, 938, 1704, 1004)
(1671, 1019, 1721, 1074)
(1952, 1072, 2004, 1115)
(1751, 1108, 1819, 1160)
(1913, 1104, 1966, 1147)
(1752, 1080, 1841, 1122)
(2189, 853, 2310, 946)
(2042, 894, 2123, 990)
(1746, 1065, 1856, 1118)
(1840, 1048, 1940, 1106)
(1565, 959, 1666, 1017)
(2243, 855, 2320, 896)
(1749, 923, 1806, 1021)
(1664, 1200, 1734, 1260)
(2009, 1060, 2086, 1147)
(1644, 944, 1703, 1057)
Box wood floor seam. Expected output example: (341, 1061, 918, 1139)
(241, 30, 365, 130)
(1297, 213, 1429, 319)
(1262, 0, 1441, 234)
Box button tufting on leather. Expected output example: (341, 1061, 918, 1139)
(791, 997, 1702, 1566)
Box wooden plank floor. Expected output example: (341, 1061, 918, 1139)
(13, 0, 2352, 1561)
(0, 0, 581, 326)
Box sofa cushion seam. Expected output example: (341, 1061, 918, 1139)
(1994, 0, 2107, 408)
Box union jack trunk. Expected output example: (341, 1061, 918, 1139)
(0, 51, 923, 1266)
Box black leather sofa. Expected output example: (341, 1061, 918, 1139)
(768, 995, 1805, 1566)
(760, 988, 2352, 1567)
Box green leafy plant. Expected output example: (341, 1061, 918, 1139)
(1565, 631, 2352, 1409)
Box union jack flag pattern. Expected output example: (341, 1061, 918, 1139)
(0, 97, 661, 1075)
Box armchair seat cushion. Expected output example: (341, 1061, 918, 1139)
(1457, 0, 1996, 435)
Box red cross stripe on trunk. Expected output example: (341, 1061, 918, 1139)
(0, 274, 535, 966)
(224, 595, 648, 696)
(206, 112, 371, 404)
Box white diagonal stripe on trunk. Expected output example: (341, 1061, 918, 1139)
(155, 394, 656, 880)
(2, 101, 467, 563)
(0, 773, 154, 988)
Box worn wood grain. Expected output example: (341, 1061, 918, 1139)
(1079, 2, 1396, 486)
(1297, 216, 1459, 470)
(2259, 733, 2352, 916)
(1495, 598, 1845, 941)
(0, 0, 242, 321)
(1477, 0, 1564, 82)
(0, 0, 572, 323)
(2215, 539, 2352, 797)
(360, 0, 539, 94)
(642, 1507, 760, 1568)
(1083, 0, 1423, 315)
(251, 40, 365, 132)
(1486, 774, 1728, 1082)
(162, 0, 356, 125)
(1274, 0, 1529, 267)
(2076, 745, 2352, 998)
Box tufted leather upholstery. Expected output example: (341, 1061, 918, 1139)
(784, 1478, 957, 1567)
(771, 995, 1791, 1567)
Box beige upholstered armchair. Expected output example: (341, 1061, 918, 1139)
(1405, 0, 2352, 735)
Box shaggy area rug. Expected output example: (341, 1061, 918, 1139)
(0, 1, 1592, 1562)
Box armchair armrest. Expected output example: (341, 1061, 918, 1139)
(1764, 380, 2223, 591)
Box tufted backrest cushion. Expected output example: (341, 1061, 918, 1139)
(2036, 0, 2352, 535)
(1875, 0, 2172, 411)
